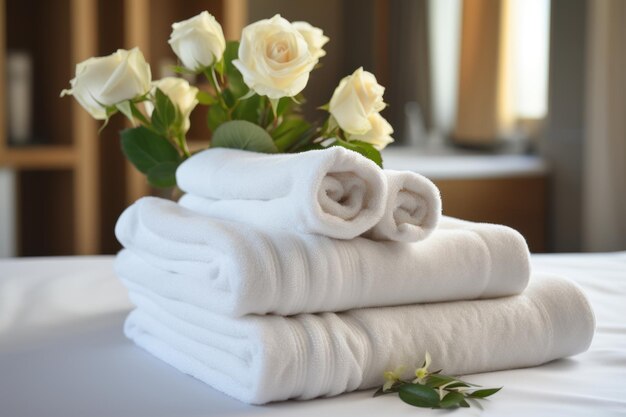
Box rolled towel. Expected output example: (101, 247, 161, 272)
(124, 274, 596, 404)
(362, 170, 441, 241)
(175, 147, 387, 240)
(181, 169, 442, 243)
(115, 197, 530, 316)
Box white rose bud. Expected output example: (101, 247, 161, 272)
(329, 67, 386, 135)
(61, 48, 151, 120)
(292, 21, 329, 60)
(349, 112, 394, 150)
(169, 11, 226, 72)
(233, 14, 317, 99)
(145, 77, 199, 132)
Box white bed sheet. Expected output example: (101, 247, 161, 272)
(0, 253, 625, 417)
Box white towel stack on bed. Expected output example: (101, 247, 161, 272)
(115, 147, 595, 405)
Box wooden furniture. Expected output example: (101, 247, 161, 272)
(0, 0, 246, 255)
(0, 0, 99, 255)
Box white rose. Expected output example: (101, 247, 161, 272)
(349, 112, 394, 150)
(145, 77, 199, 132)
(61, 48, 151, 120)
(169, 11, 226, 72)
(233, 14, 317, 99)
(292, 21, 329, 60)
(329, 67, 386, 135)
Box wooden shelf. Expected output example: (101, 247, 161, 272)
(1, 0, 246, 255)
(0, 145, 76, 169)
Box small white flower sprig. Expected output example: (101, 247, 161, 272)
(62, 11, 394, 189)
(375, 353, 502, 410)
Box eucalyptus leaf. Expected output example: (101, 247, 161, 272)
(120, 126, 180, 174)
(398, 384, 440, 408)
(147, 161, 179, 188)
(211, 120, 278, 153)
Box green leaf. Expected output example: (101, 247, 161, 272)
(120, 126, 180, 174)
(333, 139, 383, 168)
(222, 88, 237, 108)
(197, 90, 217, 105)
(211, 120, 278, 153)
(171, 65, 196, 75)
(459, 399, 470, 408)
(223, 41, 248, 98)
(207, 103, 229, 131)
(152, 88, 177, 134)
(468, 387, 502, 398)
(232, 94, 262, 124)
(440, 392, 466, 409)
(147, 161, 179, 188)
(372, 386, 399, 397)
(276, 97, 294, 117)
(398, 384, 440, 408)
(283, 125, 318, 153)
(272, 118, 312, 152)
(425, 374, 458, 388)
(296, 143, 324, 152)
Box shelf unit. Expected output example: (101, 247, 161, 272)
(0, 0, 99, 256)
(0, 0, 246, 255)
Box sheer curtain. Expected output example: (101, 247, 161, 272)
(429, 0, 551, 144)
(583, 0, 626, 251)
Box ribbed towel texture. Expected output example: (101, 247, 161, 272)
(115, 198, 529, 316)
(124, 275, 595, 404)
(115, 148, 595, 405)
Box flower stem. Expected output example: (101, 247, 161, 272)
(176, 132, 191, 158)
(205, 67, 228, 110)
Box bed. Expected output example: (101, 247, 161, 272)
(1, 253, 625, 416)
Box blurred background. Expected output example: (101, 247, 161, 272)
(0, 0, 624, 257)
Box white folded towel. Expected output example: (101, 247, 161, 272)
(124, 274, 595, 404)
(180, 168, 442, 243)
(362, 170, 441, 242)
(175, 147, 387, 240)
(115, 197, 530, 316)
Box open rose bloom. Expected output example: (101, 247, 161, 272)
(62, 11, 392, 191)
(233, 14, 318, 99)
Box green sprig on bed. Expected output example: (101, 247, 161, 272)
(374, 353, 502, 409)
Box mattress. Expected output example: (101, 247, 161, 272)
(0, 252, 625, 416)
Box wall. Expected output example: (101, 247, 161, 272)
(541, 0, 587, 252)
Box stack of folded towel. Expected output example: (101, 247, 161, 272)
(115, 147, 595, 405)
